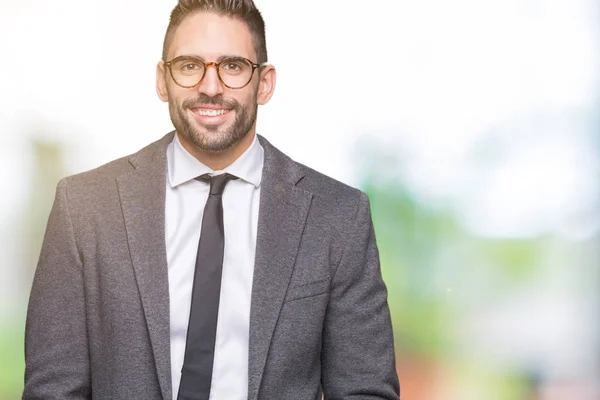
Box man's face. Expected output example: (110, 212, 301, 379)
(158, 12, 263, 153)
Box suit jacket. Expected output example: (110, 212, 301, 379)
(23, 132, 400, 400)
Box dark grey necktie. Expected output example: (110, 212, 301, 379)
(178, 173, 237, 400)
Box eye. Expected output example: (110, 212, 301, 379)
(181, 63, 201, 71)
(222, 61, 242, 71)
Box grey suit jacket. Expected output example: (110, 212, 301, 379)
(23, 132, 400, 400)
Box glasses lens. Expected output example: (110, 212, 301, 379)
(170, 57, 205, 87)
(218, 58, 253, 88)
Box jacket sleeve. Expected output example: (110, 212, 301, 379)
(321, 192, 400, 399)
(23, 178, 91, 399)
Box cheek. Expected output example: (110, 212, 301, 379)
(239, 87, 259, 107)
(168, 88, 195, 111)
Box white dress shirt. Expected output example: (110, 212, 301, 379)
(165, 133, 263, 400)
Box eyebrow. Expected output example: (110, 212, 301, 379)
(174, 54, 247, 62)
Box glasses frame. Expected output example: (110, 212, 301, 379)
(164, 55, 264, 90)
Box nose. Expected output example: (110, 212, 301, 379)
(196, 62, 224, 97)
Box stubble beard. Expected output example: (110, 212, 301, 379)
(169, 93, 258, 153)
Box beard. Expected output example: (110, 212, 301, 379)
(169, 92, 258, 153)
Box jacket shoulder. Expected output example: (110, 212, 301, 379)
(62, 133, 171, 185)
(58, 133, 171, 202)
(296, 161, 366, 210)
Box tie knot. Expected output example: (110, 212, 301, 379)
(196, 173, 238, 195)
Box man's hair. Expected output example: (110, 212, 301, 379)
(162, 0, 268, 64)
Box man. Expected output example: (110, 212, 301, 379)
(23, 1, 400, 399)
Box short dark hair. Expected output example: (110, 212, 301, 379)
(162, 0, 268, 64)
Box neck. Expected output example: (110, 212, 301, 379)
(178, 130, 256, 171)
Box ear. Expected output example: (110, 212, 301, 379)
(256, 64, 276, 105)
(156, 60, 169, 102)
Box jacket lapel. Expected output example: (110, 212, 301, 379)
(117, 132, 175, 400)
(247, 136, 313, 400)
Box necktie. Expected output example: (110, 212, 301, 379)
(178, 173, 237, 400)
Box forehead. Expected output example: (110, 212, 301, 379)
(169, 12, 255, 60)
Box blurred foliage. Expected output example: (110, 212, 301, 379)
(363, 177, 455, 358)
(362, 171, 557, 399)
(0, 138, 66, 399)
(477, 240, 542, 284)
(0, 316, 25, 400)
(23, 139, 67, 280)
(363, 176, 547, 358)
(440, 360, 537, 400)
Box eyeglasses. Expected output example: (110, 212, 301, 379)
(164, 56, 263, 90)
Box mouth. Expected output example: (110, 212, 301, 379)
(189, 106, 233, 125)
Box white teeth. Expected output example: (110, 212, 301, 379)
(196, 109, 228, 116)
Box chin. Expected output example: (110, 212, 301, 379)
(193, 131, 241, 153)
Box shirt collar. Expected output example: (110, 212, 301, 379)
(167, 132, 264, 188)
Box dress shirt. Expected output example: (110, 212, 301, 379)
(165, 133, 263, 400)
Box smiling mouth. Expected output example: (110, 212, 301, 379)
(196, 108, 230, 116)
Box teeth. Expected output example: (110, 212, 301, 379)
(196, 109, 228, 117)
